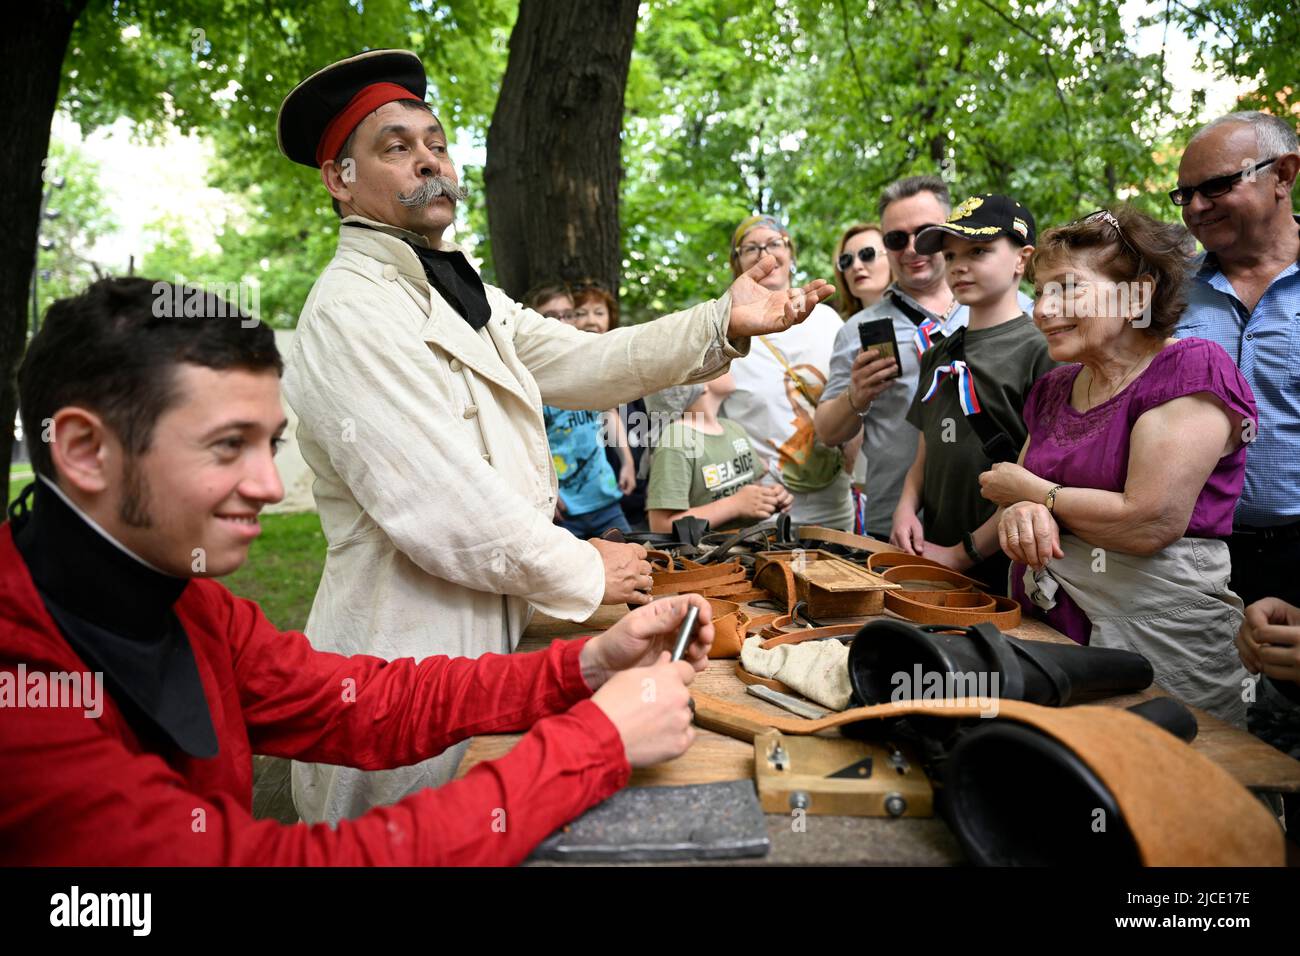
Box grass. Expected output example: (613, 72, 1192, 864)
(8, 466, 326, 633)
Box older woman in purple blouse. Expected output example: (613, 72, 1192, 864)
(978, 206, 1257, 726)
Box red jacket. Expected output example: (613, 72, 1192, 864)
(0, 524, 630, 865)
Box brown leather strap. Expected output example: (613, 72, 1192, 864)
(734, 662, 798, 696)
(878, 563, 985, 592)
(884, 588, 1022, 629)
(797, 525, 901, 555)
(741, 611, 784, 634)
(866, 551, 951, 574)
(651, 561, 747, 596)
(757, 623, 861, 649)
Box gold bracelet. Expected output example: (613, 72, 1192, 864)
(1045, 484, 1063, 513)
(847, 389, 868, 414)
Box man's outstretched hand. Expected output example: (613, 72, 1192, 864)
(726, 254, 834, 339)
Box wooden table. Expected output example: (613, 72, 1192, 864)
(456, 604, 1300, 864)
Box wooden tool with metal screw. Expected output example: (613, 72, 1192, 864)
(754, 730, 933, 817)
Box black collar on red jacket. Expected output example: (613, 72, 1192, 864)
(8, 479, 218, 759)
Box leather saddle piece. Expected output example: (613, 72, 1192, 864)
(688, 691, 1284, 867)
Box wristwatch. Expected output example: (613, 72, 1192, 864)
(962, 531, 983, 565)
(1045, 484, 1064, 514)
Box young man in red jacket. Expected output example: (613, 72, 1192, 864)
(0, 277, 713, 865)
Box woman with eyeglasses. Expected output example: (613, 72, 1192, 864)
(718, 214, 855, 530)
(832, 223, 892, 318)
(977, 205, 1258, 726)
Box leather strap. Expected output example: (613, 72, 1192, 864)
(650, 560, 747, 596)
(965, 621, 1025, 701)
(866, 551, 951, 574)
(878, 563, 985, 592)
(756, 623, 861, 649)
(796, 525, 901, 555)
(734, 662, 798, 697)
(884, 588, 1022, 629)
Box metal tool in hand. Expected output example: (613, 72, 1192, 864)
(672, 603, 701, 720)
(671, 604, 700, 662)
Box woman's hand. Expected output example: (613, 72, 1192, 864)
(1236, 597, 1300, 684)
(579, 594, 714, 691)
(998, 502, 1064, 570)
(979, 461, 1052, 508)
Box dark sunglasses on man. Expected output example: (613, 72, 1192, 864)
(883, 225, 940, 252)
(837, 247, 879, 271)
(1168, 157, 1278, 206)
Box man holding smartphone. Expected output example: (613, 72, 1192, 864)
(816, 175, 1031, 538)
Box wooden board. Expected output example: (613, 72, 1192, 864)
(460, 602, 1300, 794)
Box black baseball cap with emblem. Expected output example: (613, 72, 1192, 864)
(277, 49, 429, 169)
(915, 194, 1037, 255)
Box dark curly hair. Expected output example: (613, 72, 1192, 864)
(1027, 205, 1196, 337)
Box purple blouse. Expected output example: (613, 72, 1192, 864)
(1012, 337, 1258, 643)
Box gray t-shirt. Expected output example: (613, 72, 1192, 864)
(825, 285, 1032, 536)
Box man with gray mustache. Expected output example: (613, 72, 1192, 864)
(274, 50, 833, 822)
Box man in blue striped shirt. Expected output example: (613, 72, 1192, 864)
(1174, 111, 1300, 837)
(1175, 112, 1300, 604)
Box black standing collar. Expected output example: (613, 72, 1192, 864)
(347, 220, 492, 330)
(9, 479, 218, 759)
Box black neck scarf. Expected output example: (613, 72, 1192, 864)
(350, 222, 492, 330)
(9, 480, 218, 759)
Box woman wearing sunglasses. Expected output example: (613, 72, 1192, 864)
(832, 223, 891, 318)
(977, 205, 1257, 726)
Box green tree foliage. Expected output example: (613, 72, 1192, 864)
(1168, 0, 1299, 114)
(60, 0, 512, 325)
(47, 0, 1297, 327)
(617, 0, 1210, 322)
(34, 139, 119, 321)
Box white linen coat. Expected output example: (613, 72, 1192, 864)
(283, 216, 745, 822)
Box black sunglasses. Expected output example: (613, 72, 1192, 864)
(883, 225, 940, 251)
(1169, 157, 1278, 207)
(837, 247, 879, 271)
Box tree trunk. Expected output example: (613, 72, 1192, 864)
(0, 1, 87, 487)
(484, 0, 640, 302)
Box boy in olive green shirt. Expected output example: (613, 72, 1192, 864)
(646, 372, 792, 532)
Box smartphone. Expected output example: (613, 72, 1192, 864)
(858, 318, 902, 374)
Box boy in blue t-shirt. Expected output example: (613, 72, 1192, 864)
(545, 406, 629, 537)
(526, 282, 631, 538)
